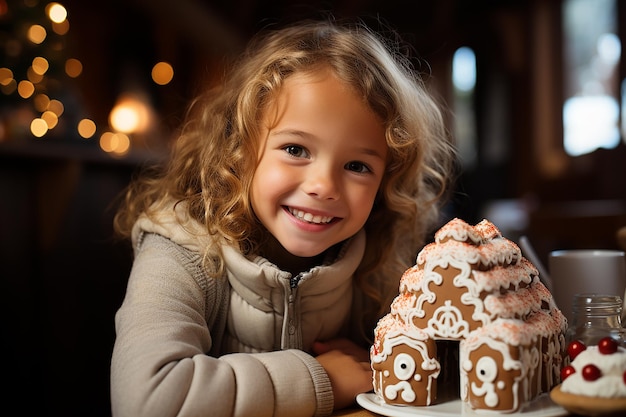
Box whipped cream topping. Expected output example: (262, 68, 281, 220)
(561, 345, 626, 398)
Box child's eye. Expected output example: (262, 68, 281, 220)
(345, 161, 371, 173)
(283, 145, 309, 158)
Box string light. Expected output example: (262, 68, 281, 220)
(0, 1, 172, 157)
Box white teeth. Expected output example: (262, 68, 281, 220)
(289, 208, 333, 224)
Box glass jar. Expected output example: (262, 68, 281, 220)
(566, 293, 625, 346)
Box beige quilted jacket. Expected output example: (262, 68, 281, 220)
(110, 203, 366, 417)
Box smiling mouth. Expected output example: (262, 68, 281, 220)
(287, 207, 335, 224)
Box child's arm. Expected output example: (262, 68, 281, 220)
(110, 233, 333, 417)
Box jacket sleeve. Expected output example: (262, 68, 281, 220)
(110, 233, 333, 417)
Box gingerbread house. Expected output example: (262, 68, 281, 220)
(370, 218, 568, 413)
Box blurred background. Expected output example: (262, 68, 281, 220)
(1, 0, 625, 415)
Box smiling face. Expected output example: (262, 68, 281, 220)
(250, 68, 387, 260)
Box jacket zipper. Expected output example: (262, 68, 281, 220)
(282, 273, 303, 349)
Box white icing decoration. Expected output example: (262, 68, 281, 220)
(476, 357, 498, 383)
(394, 353, 416, 381)
(471, 356, 500, 408)
(497, 381, 505, 389)
(461, 331, 524, 413)
(427, 300, 469, 338)
(371, 333, 441, 406)
(471, 380, 499, 407)
(385, 381, 416, 402)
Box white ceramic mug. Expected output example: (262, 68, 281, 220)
(548, 249, 626, 323)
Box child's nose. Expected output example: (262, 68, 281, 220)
(304, 167, 340, 200)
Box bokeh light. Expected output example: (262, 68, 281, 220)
(41, 110, 58, 129)
(27, 24, 47, 44)
(30, 118, 48, 137)
(77, 118, 97, 138)
(152, 62, 174, 85)
(46, 3, 68, 24)
(18, 80, 35, 98)
(0, 67, 13, 86)
(100, 131, 130, 156)
(65, 58, 82, 78)
(48, 99, 64, 116)
(33, 94, 51, 112)
(32, 57, 49, 75)
(109, 94, 151, 134)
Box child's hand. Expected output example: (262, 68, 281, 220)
(313, 339, 372, 410)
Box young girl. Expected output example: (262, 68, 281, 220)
(111, 18, 456, 417)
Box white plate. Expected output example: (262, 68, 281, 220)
(356, 393, 569, 417)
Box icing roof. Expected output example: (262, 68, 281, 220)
(377, 217, 566, 347)
(461, 310, 565, 348)
(434, 218, 501, 245)
(418, 218, 522, 269)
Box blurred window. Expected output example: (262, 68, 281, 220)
(562, 0, 621, 156)
(452, 46, 478, 168)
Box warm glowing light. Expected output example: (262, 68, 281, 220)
(1, 79, 16, 94)
(27, 67, 44, 83)
(47, 3, 67, 24)
(152, 62, 174, 85)
(77, 118, 97, 138)
(32, 57, 49, 75)
(0, 67, 13, 84)
(27, 25, 47, 44)
(110, 106, 139, 133)
(18, 80, 35, 98)
(41, 110, 59, 129)
(0, 67, 13, 86)
(48, 99, 64, 116)
(109, 94, 151, 134)
(99, 132, 115, 152)
(65, 58, 82, 78)
(34, 94, 50, 112)
(100, 131, 131, 155)
(52, 19, 70, 35)
(30, 118, 48, 137)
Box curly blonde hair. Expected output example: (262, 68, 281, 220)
(114, 18, 456, 330)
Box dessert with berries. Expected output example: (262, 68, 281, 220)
(550, 337, 626, 415)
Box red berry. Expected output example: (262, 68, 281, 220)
(561, 365, 576, 381)
(568, 340, 587, 360)
(623, 370, 626, 385)
(582, 364, 601, 381)
(598, 337, 618, 354)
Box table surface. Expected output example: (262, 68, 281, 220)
(332, 399, 577, 416)
(332, 406, 380, 416)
